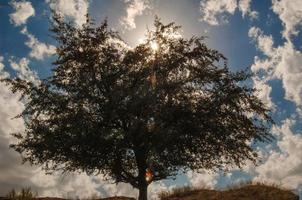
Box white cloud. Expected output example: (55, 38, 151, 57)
(0, 56, 9, 79)
(186, 170, 218, 189)
(0, 70, 35, 195)
(199, 0, 258, 25)
(248, 27, 275, 57)
(249, 0, 302, 106)
(100, 182, 137, 199)
(200, 0, 237, 25)
(20, 27, 56, 60)
(0, 57, 31, 194)
(249, 25, 302, 106)
(9, 57, 40, 85)
(9, 1, 55, 61)
(248, 0, 302, 186)
(45, 0, 89, 27)
(31, 172, 168, 199)
(252, 77, 275, 109)
(247, 27, 276, 109)
(272, 0, 302, 40)
(9, 1, 35, 26)
(238, 0, 258, 19)
(148, 181, 169, 200)
(107, 36, 132, 52)
(120, 0, 149, 30)
(30, 172, 102, 199)
(254, 119, 302, 190)
(275, 42, 302, 106)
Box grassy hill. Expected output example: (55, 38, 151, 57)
(1, 197, 136, 200)
(2, 182, 299, 200)
(159, 182, 299, 200)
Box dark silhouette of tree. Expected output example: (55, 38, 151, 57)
(3, 15, 273, 200)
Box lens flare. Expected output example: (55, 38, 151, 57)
(145, 169, 153, 182)
(150, 41, 158, 51)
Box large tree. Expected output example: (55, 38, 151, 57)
(4, 15, 272, 200)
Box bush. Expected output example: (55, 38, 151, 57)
(6, 188, 37, 200)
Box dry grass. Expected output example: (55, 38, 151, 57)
(3, 188, 135, 200)
(159, 181, 299, 200)
(37, 197, 135, 200)
(3, 182, 298, 200)
(158, 186, 202, 199)
(99, 197, 135, 200)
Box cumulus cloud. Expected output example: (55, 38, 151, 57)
(120, 0, 149, 30)
(0, 59, 35, 195)
(45, 0, 89, 27)
(249, 1, 302, 107)
(247, 27, 276, 109)
(275, 42, 302, 106)
(30, 172, 104, 198)
(9, 57, 40, 85)
(0, 56, 9, 79)
(272, 0, 302, 40)
(254, 119, 302, 190)
(247, 0, 302, 193)
(9, 1, 35, 26)
(248, 25, 302, 106)
(200, 0, 237, 25)
(186, 170, 218, 189)
(76, 179, 166, 200)
(238, 0, 258, 19)
(148, 181, 169, 200)
(252, 77, 275, 109)
(248, 27, 275, 58)
(20, 27, 56, 60)
(199, 0, 258, 25)
(0, 148, 103, 198)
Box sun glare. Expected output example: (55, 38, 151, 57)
(150, 41, 159, 51)
(137, 37, 158, 51)
(138, 37, 146, 44)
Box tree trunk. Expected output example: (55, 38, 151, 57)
(134, 147, 148, 200)
(138, 184, 148, 200)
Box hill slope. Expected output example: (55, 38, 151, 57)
(160, 183, 299, 200)
(1, 183, 298, 200)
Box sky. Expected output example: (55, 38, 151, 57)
(0, 0, 302, 199)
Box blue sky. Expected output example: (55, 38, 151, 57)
(1, 0, 302, 199)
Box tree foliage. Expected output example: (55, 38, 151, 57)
(3, 14, 272, 200)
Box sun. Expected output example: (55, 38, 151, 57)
(150, 41, 159, 51)
(137, 37, 159, 51)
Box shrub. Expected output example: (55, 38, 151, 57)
(6, 187, 37, 200)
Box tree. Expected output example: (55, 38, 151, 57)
(3, 15, 273, 200)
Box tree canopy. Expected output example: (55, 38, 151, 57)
(3, 15, 272, 200)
